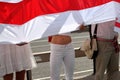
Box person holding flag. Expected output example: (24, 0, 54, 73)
(91, 20, 119, 80)
(49, 32, 75, 80)
(48, 24, 85, 80)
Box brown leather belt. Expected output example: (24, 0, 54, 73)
(96, 37, 113, 42)
(97, 37, 119, 53)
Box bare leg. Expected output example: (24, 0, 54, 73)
(16, 70, 26, 80)
(3, 73, 13, 80)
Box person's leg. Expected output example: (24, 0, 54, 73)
(63, 43, 75, 80)
(50, 44, 63, 80)
(16, 70, 26, 80)
(107, 51, 119, 80)
(3, 73, 13, 80)
(95, 41, 112, 80)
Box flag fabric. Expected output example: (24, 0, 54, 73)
(0, 0, 120, 44)
(115, 15, 120, 32)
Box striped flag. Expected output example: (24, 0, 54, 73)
(0, 0, 120, 44)
(115, 16, 120, 32)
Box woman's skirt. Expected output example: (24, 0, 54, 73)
(0, 44, 37, 77)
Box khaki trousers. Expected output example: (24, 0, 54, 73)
(95, 41, 119, 80)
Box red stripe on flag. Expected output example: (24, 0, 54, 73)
(115, 22, 120, 28)
(0, 0, 119, 25)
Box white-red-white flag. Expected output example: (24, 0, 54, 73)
(114, 14, 120, 32)
(0, 0, 120, 44)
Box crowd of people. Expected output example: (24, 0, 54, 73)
(0, 19, 119, 80)
(48, 20, 119, 80)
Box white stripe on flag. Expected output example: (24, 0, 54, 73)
(80, 1, 118, 25)
(0, 11, 82, 44)
(0, 0, 22, 3)
(114, 27, 120, 33)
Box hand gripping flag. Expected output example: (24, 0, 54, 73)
(0, 0, 120, 44)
